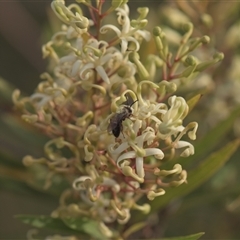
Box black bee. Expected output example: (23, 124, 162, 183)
(108, 94, 138, 138)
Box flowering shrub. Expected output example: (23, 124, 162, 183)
(12, 0, 236, 239)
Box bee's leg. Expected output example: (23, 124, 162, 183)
(127, 114, 135, 122)
(120, 124, 125, 138)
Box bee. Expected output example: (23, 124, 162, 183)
(108, 94, 138, 138)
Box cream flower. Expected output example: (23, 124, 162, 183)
(100, 4, 151, 54)
(51, 0, 89, 32)
(174, 140, 195, 157)
(59, 38, 122, 84)
(109, 126, 164, 180)
(158, 96, 189, 138)
(107, 91, 195, 180)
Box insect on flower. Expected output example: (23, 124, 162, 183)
(108, 94, 138, 138)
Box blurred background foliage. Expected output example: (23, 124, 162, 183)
(1, 1, 240, 239)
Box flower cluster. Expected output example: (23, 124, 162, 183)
(13, 0, 223, 238)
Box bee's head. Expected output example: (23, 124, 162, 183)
(123, 105, 133, 114)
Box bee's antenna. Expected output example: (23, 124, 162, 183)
(130, 99, 138, 107)
(123, 93, 138, 107)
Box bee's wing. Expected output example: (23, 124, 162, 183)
(122, 93, 133, 106)
(108, 113, 119, 132)
(122, 93, 134, 106)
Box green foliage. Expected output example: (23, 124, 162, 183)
(15, 215, 106, 239)
(160, 232, 205, 240)
(151, 139, 240, 212)
(186, 94, 201, 113)
(62, 217, 106, 239)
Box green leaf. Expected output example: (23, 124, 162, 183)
(0, 77, 15, 103)
(0, 177, 58, 201)
(63, 217, 105, 239)
(0, 150, 25, 168)
(122, 222, 146, 239)
(176, 105, 240, 169)
(187, 94, 201, 113)
(15, 215, 80, 235)
(194, 105, 240, 158)
(0, 162, 69, 197)
(16, 215, 106, 239)
(160, 232, 205, 240)
(150, 139, 240, 211)
(177, 184, 240, 215)
(0, 114, 47, 156)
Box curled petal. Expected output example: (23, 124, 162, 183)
(101, 53, 115, 65)
(117, 151, 136, 168)
(121, 39, 128, 54)
(72, 176, 92, 190)
(133, 119, 142, 134)
(108, 141, 129, 157)
(30, 93, 52, 108)
(59, 55, 77, 63)
(123, 36, 140, 52)
(96, 65, 110, 84)
(136, 156, 144, 178)
(100, 24, 121, 36)
(103, 177, 120, 192)
(79, 62, 94, 80)
(150, 115, 161, 125)
(71, 60, 82, 76)
(117, 209, 131, 224)
(175, 141, 195, 157)
(145, 148, 164, 159)
(98, 207, 117, 223)
(136, 29, 151, 41)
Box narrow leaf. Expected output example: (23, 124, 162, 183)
(63, 217, 105, 239)
(0, 77, 15, 103)
(122, 222, 146, 239)
(192, 106, 240, 159)
(15, 215, 81, 235)
(176, 105, 240, 168)
(160, 232, 205, 240)
(150, 139, 240, 211)
(187, 94, 201, 113)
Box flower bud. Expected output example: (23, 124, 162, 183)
(213, 52, 224, 62)
(195, 52, 224, 72)
(23, 155, 46, 166)
(201, 14, 213, 28)
(21, 114, 38, 123)
(129, 52, 149, 80)
(137, 7, 149, 19)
